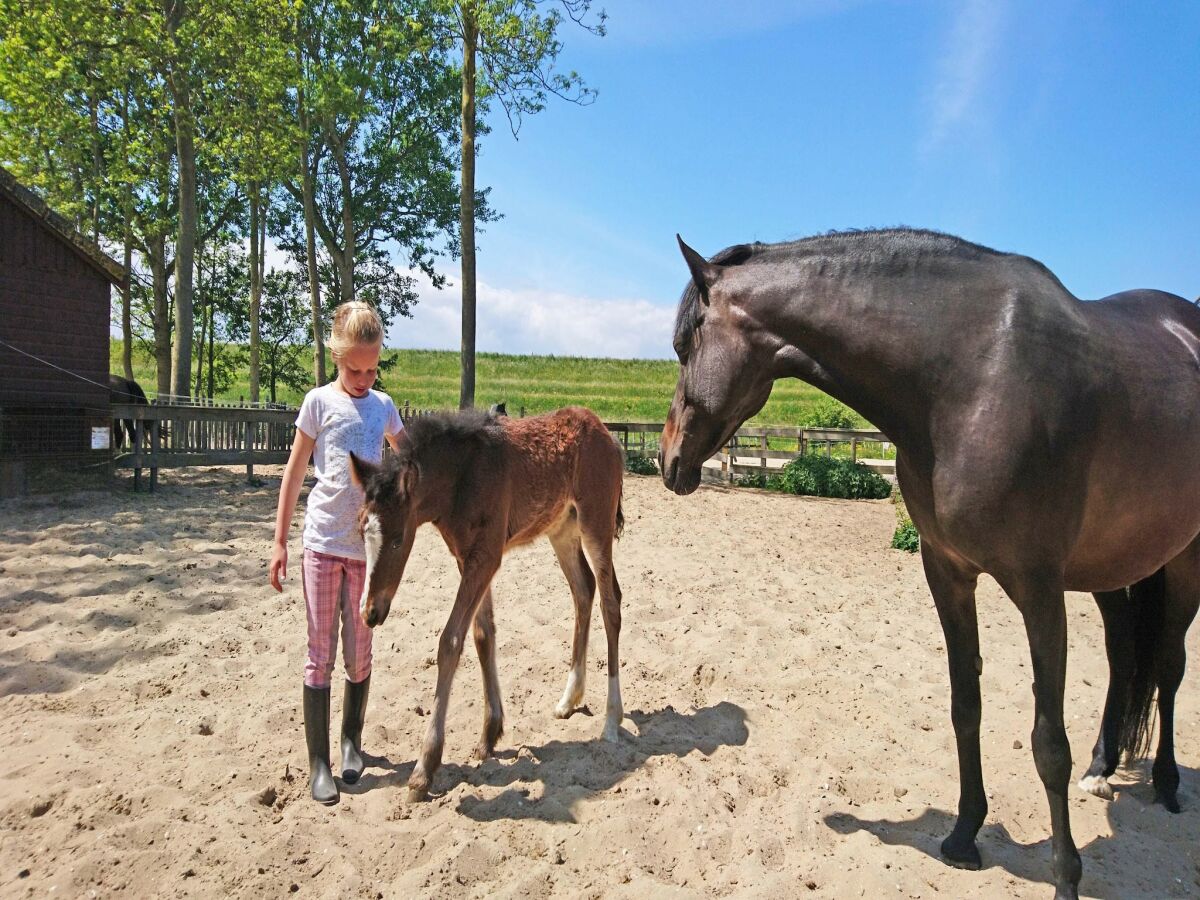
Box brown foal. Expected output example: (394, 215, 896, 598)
(349, 406, 625, 801)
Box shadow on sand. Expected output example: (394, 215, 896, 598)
(824, 763, 1200, 898)
(346, 701, 749, 823)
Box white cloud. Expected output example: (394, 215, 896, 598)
(388, 271, 676, 360)
(922, 0, 1006, 153)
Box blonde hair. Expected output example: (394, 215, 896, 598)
(327, 301, 384, 360)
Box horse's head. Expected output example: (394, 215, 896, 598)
(660, 236, 777, 495)
(349, 449, 421, 628)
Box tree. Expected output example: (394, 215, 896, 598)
(282, 0, 469, 383)
(443, 0, 604, 409)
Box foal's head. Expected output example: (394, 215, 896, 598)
(660, 236, 778, 495)
(350, 449, 422, 627)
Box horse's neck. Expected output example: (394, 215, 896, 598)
(766, 261, 970, 448)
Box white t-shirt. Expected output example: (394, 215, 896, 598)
(295, 384, 403, 560)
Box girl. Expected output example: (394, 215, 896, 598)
(269, 301, 404, 804)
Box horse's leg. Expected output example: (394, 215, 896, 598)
(1154, 541, 1200, 812)
(1011, 572, 1081, 900)
(471, 586, 505, 761)
(583, 534, 622, 743)
(1078, 589, 1135, 800)
(408, 553, 500, 802)
(920, 543, 986, 870)
(549, 524, 596, 719)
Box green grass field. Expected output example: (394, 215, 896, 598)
(111, 340, 854, 426)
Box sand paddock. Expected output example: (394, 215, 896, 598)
(1, 467, 1198, 898)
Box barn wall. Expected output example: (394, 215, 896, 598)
(0, 192, 110, 409)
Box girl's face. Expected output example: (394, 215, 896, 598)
(337, 341, 382, 398)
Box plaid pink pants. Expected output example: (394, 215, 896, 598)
(302, 549, 372, 689)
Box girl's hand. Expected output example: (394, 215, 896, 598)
(269, 542, 288, 592)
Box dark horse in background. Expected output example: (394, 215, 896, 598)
(108, 374, 148, 449)
(658, 228, 1200, 899)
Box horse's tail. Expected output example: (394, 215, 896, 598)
(614, 491, 625, 541)
(1119, 567, 1166, 761)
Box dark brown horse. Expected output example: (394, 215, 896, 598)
(349, 406, 625, 802)
(658, 229, 1200, 900)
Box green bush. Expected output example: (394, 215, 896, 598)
(891, 491, 920, 552)
(736, 471, 785, 490)
(891, 521, 920, 552)
(776, 455, 892, 500)
(625, 454, 658, 476)
(798, 397, 860, 429)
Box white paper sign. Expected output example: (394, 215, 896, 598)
(91, 427, 111, 450)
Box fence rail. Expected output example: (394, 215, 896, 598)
(110, 402, 894, 491)
(605, 422, 894, 482)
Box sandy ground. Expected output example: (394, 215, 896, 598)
(1, 466, 1199, 899)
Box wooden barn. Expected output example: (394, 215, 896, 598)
(0, 166, 126, 495)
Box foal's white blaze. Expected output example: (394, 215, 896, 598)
(361, 512, 382, 617)
(1077, 774, 1114, 800)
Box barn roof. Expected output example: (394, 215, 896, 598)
(0, 166, 127, 287)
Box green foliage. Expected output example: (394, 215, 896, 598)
(891, 522, 920, 553)
(891, 491, 920, 553)
(775, 455, 892, 500)
(797, 397, 860, 429)
(624, 454, 658, 477)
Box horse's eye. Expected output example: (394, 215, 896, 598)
(390, 538, 403, 549)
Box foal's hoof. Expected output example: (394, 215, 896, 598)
(601, 722, 620, 743)
(553, 702, 574, 720)
(940, 835, 981, 871)
(1077, 774, 1114, 801)
(406, 774, 430, 803)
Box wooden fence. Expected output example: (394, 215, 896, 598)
(605, 422, 894, 482)
(111, 402, 893, 491)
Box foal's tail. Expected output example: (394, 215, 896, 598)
(614, 491, 625, 541)
(1119, 567, 1167, 761)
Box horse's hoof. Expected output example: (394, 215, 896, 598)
(473, 742, 494, 762)
(1154, 790, 1181, 814)
(554, 701, 574, 719)
(601, 723, 620, 743)
(1077, 774, 1114, 800)
(406, 775, 430, 803)
(940, 835, 981, 871)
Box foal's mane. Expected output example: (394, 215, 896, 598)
(672, 227, 1009, 355)
(365, 408, 503, 501)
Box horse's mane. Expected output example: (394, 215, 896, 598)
(672, 227, 1010, 355)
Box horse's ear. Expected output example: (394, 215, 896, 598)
(677, 234, 719, 305)
(348, 452, 379, 489)
(397, 460, 419, 499)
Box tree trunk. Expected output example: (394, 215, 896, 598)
(121, 233, 134, 381)
(298, 90, 326, 386)
(458, 13, 478, 410)
(194, 241, 206, 397)
(168, 0, 196, 402)
(207, 292, 215, 399)
(248, 183, 262, 402)
(120, 89, 135, 382)
(333, 141, 355, 303)
(148, 234, 171, 399)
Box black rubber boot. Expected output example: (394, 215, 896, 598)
(303, 685, 338, 805)
(340, 675, 370, 785)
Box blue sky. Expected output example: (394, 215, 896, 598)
(393, 0, 1200, 358)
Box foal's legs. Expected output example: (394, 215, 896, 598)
(408, 554, 500, 801)
(582, 533, 623, 743)
(921, 544, 986, 869)
(1078, 589, 1136, 800)
(1155, 540, 1200, 812)
(1010, 572, 1081, 900)
(549, 524, 597, 719)
(471, 587, 505, 760)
